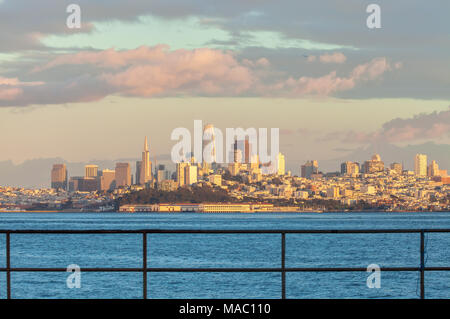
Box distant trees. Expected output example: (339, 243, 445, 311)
(222, 171, 244, 183)
(118, 185, 234, 205)
(271, 178, 282, 186)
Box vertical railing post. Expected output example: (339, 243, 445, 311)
(143, 232, 147, 299)
(6, 232, 11, 299)
(420, 230, 425, 299)
(281, 232, 286, 299)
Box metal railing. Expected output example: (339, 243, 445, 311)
(1, 228, 450, 299)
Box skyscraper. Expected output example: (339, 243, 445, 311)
(51, 164, 68, 190)
(301, 160, 319, 179)
(390, 162, 403, 175)
(427, 160, 439, 177)
(249, 154, 260, 172)
(115, 163, 131, 187)
(78, 177, 100, 192)
(362, 154, 384, 174)
(233, 139, 242, 163)
(203, 124, 217, 163)
(157, 164, 166, 183)
(341, 161, 360, 176)
(185, 164, 198, 185)
(244, 137, 251, 164)
(68, 176, 83, 192)
(100, 169, 116, 191)
(277, 153, 285, 176)
(135, 161, 142, 185)
(140, 137, 152, 185)
(176, 162, 189, 187)
(414, 154, 427, 176)
(85, 165, 98, 178)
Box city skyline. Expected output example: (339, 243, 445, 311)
(48, 131, 449, 193)
(2, 143, 448, 213)
(1, 135, 450, 189)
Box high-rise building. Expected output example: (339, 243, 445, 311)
(185, 164, 198, 185)
(341, 161, 360, 176)
(428, 160, 439, 177)
(140, 137, 152, 185)
(100, 169, 116, 191)
(78, 177, 100, 192)
(203, 124, 217, 163)
(199, 162, 210, 176)
(85, 165, 98, 178)
(234, 149, 243, 163)
(157, 164, 166, 183)
(51, 164, 68, 190)
(301, 160, 319, 179)
(414, 154, 427, 176)
(250, 154, 260, 171)
(390, 162, 403, 175)
(362, 154, 384, 174)
(277, 153, 285, 176)
(176, 162, 189, 187)
(229, 162, 241, 176)
(244, 138, 251, 164)
(233, 139, 243, 163)
(68, 176, 83, 192)
(115, 163, 131, 187)
(135, 161, 142, 185)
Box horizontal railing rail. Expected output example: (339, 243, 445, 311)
(1, 228, 449, 299)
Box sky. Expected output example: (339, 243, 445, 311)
(0, 0, 449, 180)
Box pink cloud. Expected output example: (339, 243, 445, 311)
(275, 58, 393, 96)
(319, 52, 347, 64)
(327, 107, 450, 144)
(33, 45, 171, 72)
(1, 45, 400, 106)
(307, 52, 347, 64)
(0, 76, 43, 102)
(32, 46, 255, 98)
(100, 47, 255, 96)
(242, 57, 270, 68)
(351, 57, 391, 80)
(0, 87, 23, 100)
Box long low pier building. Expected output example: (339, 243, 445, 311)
(118, 203, 289, 213)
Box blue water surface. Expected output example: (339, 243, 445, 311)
(0, 212, 449, 299)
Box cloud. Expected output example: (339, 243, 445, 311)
(242, 57, 270, 68)
(379, 108, 450, 142)
(100, 47, 255, 96)
(0, 1, 448, 100)
(34, 45, 172, 72)
(307, 52, 346, 64)
(272, 57, 393, 96)
(0, 76, 44, 101)
(0, 87, 22, 100)
(328, 107, 450, 144)
(0, 45, 399, 106)
(1, 46, 257, 106)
